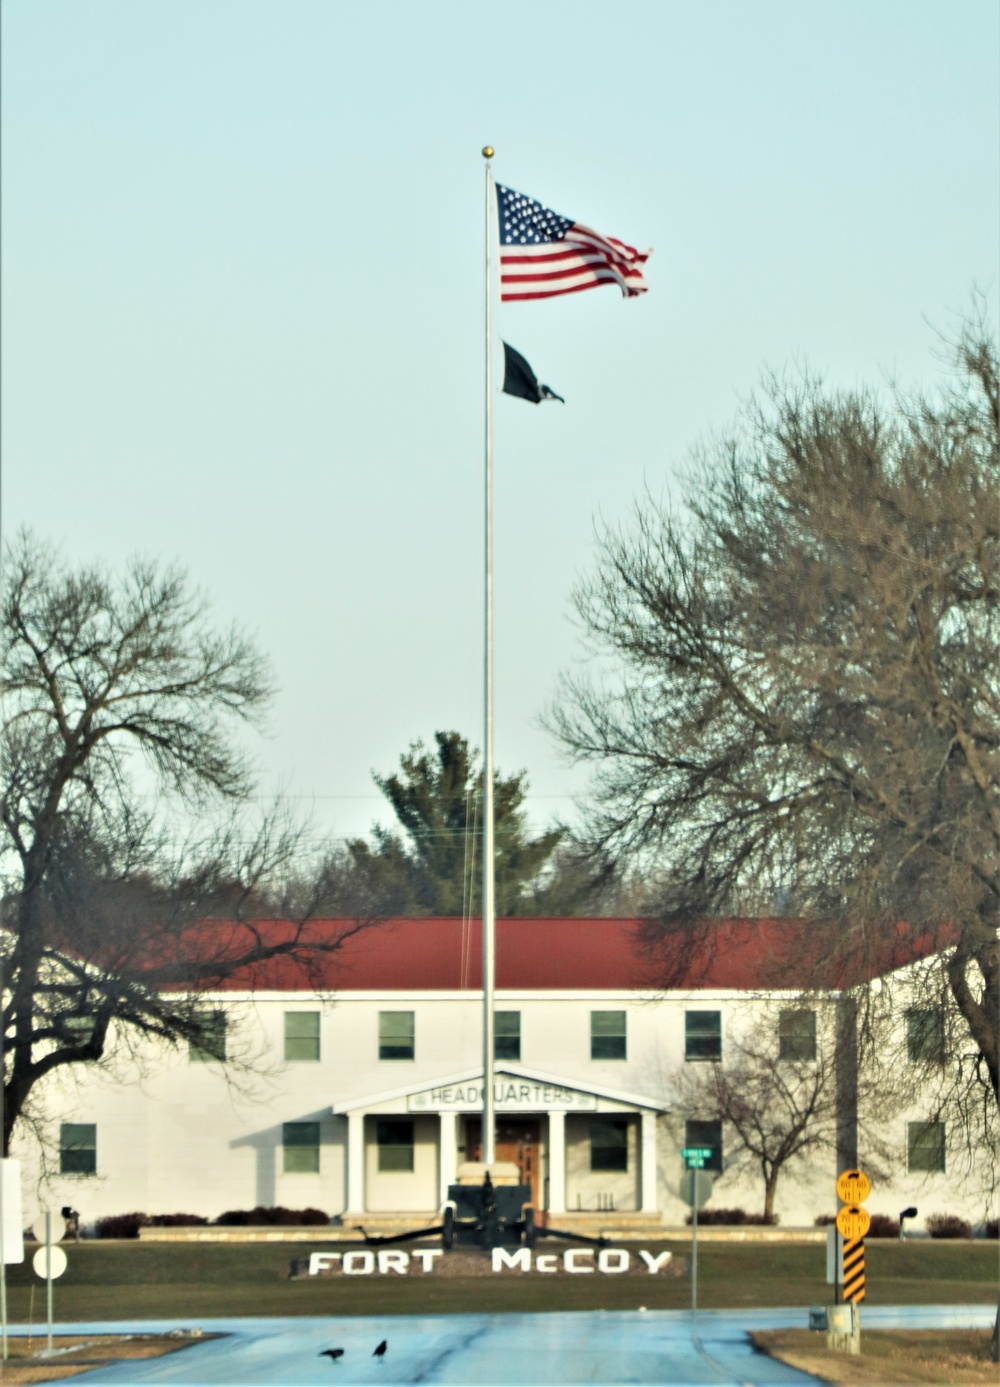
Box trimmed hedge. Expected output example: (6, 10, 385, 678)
(926, 1212, 972, 1239)
(94, 1207, 328, 1236)
(214, 1206, 329, 1226)
(684, 1208, 778, 1226)
(95, 1212, 148, 1239)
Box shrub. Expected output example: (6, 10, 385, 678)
(94, 1212, 149, 1239)
(214, 1206, 329, 1226)
(866, 1214, 899, 1238)
(926, 1212, 971, 1239)
(147, 1213, 209, 1227)
(684, 1207, 778, 1226)
(269, 1206, 329, 1226)
(982, 1218, 998, 1240)
(814, 1214, 836, 1226)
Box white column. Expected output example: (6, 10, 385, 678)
(640, 1110, 659, 1213)
(438, 1112, 459, 1206)
(346, 1110, 366, 1213)
(548, 1110, 566, 1214)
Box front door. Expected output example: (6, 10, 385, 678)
(465, 1118, 541, 1210)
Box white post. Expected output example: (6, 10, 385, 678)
(346, 1111, 365, 1214)
(45, 1210, 52, 1355)
(438, 1112, 459, 1206)
(481, 145, 496, 1167)
(640, 1111, 659, 1213)
(547, 1110, 566, 1214)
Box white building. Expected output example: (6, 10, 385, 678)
(16, 917, 996, 1233)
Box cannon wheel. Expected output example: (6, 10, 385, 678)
(522, 1206, 537, 1248)
(442, 1205, 455, 1250)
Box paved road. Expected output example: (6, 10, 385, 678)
(14, 1305, 995, 1386)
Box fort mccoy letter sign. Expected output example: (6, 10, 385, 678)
(304, 1248, 676, 1277)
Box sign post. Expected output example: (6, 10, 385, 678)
(32, 1211, 67, 1355)
(680, 1149, 714, 1317)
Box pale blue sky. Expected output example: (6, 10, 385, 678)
(3, 2, 998, 850)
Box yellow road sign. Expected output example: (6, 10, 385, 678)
(836, 1168, 871, 1204)
(836, 1204, 871, 1240)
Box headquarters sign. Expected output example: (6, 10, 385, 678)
(408, 1079, 597, 1113)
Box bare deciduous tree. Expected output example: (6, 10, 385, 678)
(553, 312, 999, 1126)
(672, 1005, 896, 1221)
(0, 533, 367, 1152)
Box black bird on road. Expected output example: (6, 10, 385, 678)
(373, 1340, 388, 1359)
(319, 1348, 345, 1361)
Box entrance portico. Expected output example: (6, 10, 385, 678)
(333, 1064, 666, 1218)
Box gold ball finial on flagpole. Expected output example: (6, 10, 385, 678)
(482, 146, 494, 159)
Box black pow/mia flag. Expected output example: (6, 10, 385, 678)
(501, 342, 564, 404)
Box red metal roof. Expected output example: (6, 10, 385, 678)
(201, 916, 949, 993)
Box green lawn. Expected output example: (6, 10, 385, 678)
(3, 1240, 996, 1321)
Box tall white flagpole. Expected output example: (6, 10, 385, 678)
(481, 145, 496, 1166)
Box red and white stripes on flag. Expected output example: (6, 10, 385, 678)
(496, 184, 651, 302)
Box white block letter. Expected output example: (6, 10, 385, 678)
(342, 1251, 375, 1275)
(378, 1250, 410, 1275)
(563, 1249, 594, 1274)
(411, 1250, 443, 1273)
(308, 1252, 340, 1275)
(598, 1248, 630, 1274)
(535, 1254, 558, 1273)
(491, 1247, 531, 1273)
(639, 1250, 672, 1275)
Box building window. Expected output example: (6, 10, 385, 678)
(590, 1118, 629, 1172)
(495, 1011, 520, 1061)
(906, 1009, 945, 1063)
(779, 1009, 817, 1061)
(685, 1011, 721, 1062)
(378, 1012, 415, 1061)
(283, 1122, 321, 1173)
(63, 1015, 97, 1050)
(189, 1010, 227, 1063)
(591, 1011, 626, 1061)
(59, 1123, 96, 1176)
(284, 1012, 320, 1062)
(377, 1120, 415, 1172)
(907, 1121, 946, 1173)
(685, 1118, 723, 1173)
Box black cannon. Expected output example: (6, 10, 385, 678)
(357, 1169, 607, 1251)
(442, 1170, 535, 1248)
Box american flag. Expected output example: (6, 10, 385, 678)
(496, 184, 650, 302)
